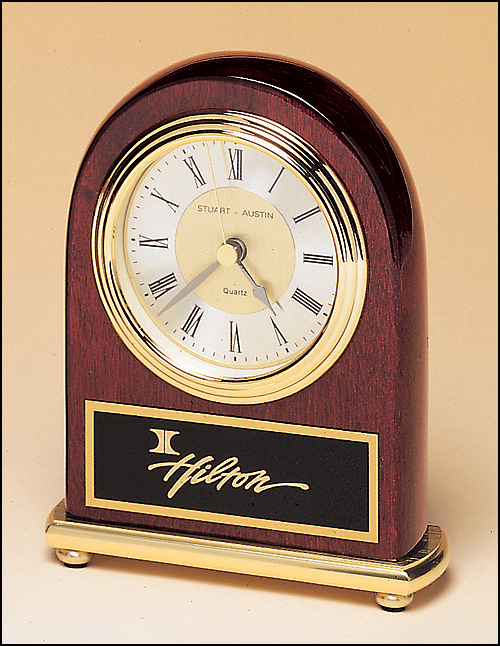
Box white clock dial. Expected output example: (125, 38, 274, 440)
(121, 138, 338, 380)
(93, 113, 366, 403)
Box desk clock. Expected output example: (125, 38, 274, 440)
(45, 54, 449, 610)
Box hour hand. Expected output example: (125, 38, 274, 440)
(158, 261, 220, 314)
(237, 260, 276, 316)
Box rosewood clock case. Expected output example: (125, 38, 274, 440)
(64, 54, 427, 561)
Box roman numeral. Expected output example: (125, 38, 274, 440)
(183, 156, 206, 188)
(303, 252, 334, 265)
(150, 188, 179, 212)
(229, 321, 241, 353)
(271, 318, 287, 346)
(293, 205, 321, 224)
(148, 272, 178, 299)
(291, 287, 323, 316)
(181, 304, 204, 337)
(139, 235, 169, 248)
(227, 148, 243, 181)
(268, 167, 284, 193)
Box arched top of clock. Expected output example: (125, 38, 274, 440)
(127, 53, 417, 266)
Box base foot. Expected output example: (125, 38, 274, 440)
(56, 547, 93, 568)
(375, 592, 414, 611)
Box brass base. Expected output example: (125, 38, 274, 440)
(45, 500, 449, 610)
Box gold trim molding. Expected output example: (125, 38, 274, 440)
(91, 112, 367, 404)
(45, 500, 449, 611)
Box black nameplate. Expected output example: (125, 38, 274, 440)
(85, 401, 378, 542)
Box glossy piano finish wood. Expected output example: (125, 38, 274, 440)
(65, 54, 427, 560)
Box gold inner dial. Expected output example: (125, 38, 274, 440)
(175, 187, 295, 315)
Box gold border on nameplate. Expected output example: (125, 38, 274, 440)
(85, 400, 379, 543)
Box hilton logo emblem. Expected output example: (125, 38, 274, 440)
(147, 427, 310, 499)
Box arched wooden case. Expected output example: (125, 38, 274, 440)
(64, 54, 428, 562)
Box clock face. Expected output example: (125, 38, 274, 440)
(93, 113, 367, 403)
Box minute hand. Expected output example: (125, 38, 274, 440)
(158, 261, 220, 314)
(237, 261, 276, 315)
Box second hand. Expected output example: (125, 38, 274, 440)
(205, 142, 227, 245)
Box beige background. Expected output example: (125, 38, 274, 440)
(3, 2, 498, 643)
